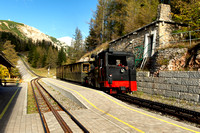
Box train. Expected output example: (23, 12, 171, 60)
(56, 49, 137, 94)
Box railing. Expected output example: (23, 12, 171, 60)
(0, 78, 21, 86)
(159, 30, 200, 47)
(133, 30, 200, 69)
(133, 42, 154, 68)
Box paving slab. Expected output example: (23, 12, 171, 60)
(43, 78, 200, 133)
(0, 83, 43, 133)
(0, 60, 43, 133)
(43, 111, 63, 133)
(58, 111, 83, 133)
(70, 109, 127, 132)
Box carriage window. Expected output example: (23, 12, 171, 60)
(108, 55, 127, 66)
(82, 64, 90, 73)
(70, 66, 72, 72)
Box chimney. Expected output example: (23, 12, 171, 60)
(157, 4, 172, 22)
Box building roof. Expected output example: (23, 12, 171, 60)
(109, 20, 187, 45)
(0, 51, 15, 68)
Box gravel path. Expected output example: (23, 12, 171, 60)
(38, 80, 84, 111)
(129, 91, 200, 112)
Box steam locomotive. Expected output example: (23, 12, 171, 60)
(56, 49, 137, 94)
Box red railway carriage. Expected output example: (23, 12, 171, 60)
(86, 49, 137, 94)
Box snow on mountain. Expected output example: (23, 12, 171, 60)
(57, 36, 72, 46)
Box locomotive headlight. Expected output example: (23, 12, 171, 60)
(120, 68, 125, 73)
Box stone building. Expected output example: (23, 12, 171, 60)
(109, 4, 187, 73)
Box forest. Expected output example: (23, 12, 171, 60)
(0, 0, 199, 77)
(0, 31, 67, 78)
(85, 0, 200, 51)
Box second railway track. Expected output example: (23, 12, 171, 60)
(31, 78, 89, 133)
(114, 94, 200, 126)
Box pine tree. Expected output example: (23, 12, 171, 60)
(106, 0, 127, 39)
(31, 47, 40, 68)
(3, 41, 18, 65)
(85, 19, 98, 51)
(57, 47, 66, 66)
(171, 0, 200, 31)
(46, 46, 58, 68)
(28, 45, 36, 64)
(72, 27, 85, 61)
(36, 47, 46, 68)
(86, 0, 111, 50)
(66, 46, 75, 63)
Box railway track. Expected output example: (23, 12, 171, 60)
(31, 78, 89, 133)
(114, 94, 200, 125)
(19, 55, 44, 78)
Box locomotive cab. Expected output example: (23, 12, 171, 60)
(94, 50, 137, 94)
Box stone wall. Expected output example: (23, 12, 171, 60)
(110, 25, 159, 54)
(109, 4, 186, 73)
(154, 48, 187, 72)
(137, 71, 200, 103)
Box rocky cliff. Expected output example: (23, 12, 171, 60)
(0, 20, 64, 49)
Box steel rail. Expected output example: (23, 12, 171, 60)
(19, 55, 44, 78)
(37, 79, 90, 133)
(114, 94, 200, 124)
(33, 78, 73, 133)
(22, 55, 89, 132)
(31, 79, 49, 133)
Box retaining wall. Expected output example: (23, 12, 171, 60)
(137, 71, 200, 102)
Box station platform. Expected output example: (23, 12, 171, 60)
(0, 83, 43, 133)
(42, 78, 200, 133)
(1, 58, 199, 133)
(0, 59, 42, 133)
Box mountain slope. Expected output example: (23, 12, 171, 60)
(0, 20, 63, 48)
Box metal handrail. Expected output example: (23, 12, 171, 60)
(132, 30, 200, 69)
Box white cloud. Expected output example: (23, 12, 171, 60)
(57, 36, 72, 46)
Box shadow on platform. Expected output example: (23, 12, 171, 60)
(0, 84, 22, 132)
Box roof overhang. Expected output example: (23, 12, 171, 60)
(0, 52, 15, 68)
(109, 20, 188, 45)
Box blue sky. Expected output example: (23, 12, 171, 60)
(0, 0, 98, 40)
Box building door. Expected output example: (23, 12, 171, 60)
(148, 35, 153, 57)
(143, 30, 157, 58)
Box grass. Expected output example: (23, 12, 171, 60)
(0, 20, 24, 26)
(31, 67, 56, 78)
(158, 40, 200, 50)
(0, 20, 61, 44)
(27, 82, 38, 114)
(157, 58, 170, 65)
(81, 42, 109, 60)
(20, 54, 56, 78)
(0, 20, 25, 39)
(129, 91, 200, 112)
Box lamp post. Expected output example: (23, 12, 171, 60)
(48, 65, 50, 76)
